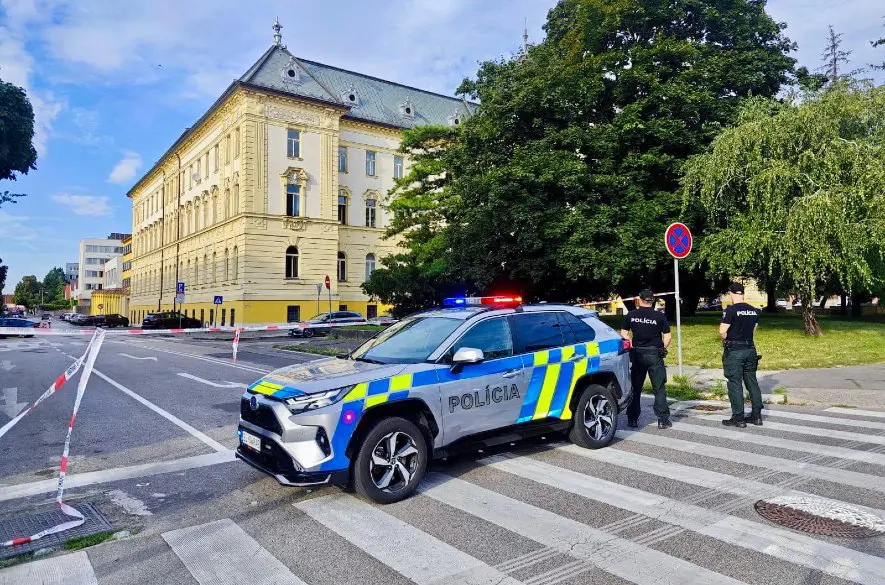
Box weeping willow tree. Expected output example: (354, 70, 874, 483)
(683, 84, 885, 335)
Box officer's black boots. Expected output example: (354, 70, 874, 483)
(744, 410, 763, 426)
(657, 418, 672, 430)
(722, 415, 747, 428)
(628, 419, 639, 428)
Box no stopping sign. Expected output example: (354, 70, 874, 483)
(665, 223, 692, 259)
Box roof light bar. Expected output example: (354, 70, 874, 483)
(443, 295, 523, 307)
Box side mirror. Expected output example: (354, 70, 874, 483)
(451, 347, 484, 374)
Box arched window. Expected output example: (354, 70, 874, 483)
(337, 251, 346, 281)
(365, 253, 376, 281)
(212, 252, 217, 283)
(224, 249, 230, 281)
(285, 246, 299, 279)
(232, 246, 239, 281)
(203, 198, 209, 228)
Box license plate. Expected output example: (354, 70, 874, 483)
(240, 430, 261, 451)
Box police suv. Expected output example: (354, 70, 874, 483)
(237, 296, 632, 503)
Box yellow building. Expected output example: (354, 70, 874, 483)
(127, 20, 474, 326)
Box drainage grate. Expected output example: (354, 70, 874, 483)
(755, 496, 885, 539)
(692, 404, 726, 411)
(0, 504, 113, 559)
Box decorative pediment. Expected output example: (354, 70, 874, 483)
(280, 56, 301, 85)
(282, 167, 308, 184)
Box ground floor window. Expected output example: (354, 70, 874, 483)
(287, 305, 300, 323)
(230, 309, 235, 326)
(209, 309, 215, 326)
(221, 309, 226, 327)
(367, 305, 377, 319)
(339, 304, 347, 311)
(200, 309, 205, 323)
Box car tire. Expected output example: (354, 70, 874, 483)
(569, 384, 618, 449)
(352, 417, 427, 504)
(302, 328, 313, 338)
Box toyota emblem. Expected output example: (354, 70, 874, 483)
(249, 395, 259, 410)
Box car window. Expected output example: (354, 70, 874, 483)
(350, 316, 462, 364)
(512, 312, 565, 354)
(446, 317, 513, 362)
(557, 311, 596, 343)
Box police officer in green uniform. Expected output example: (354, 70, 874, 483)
(720, 282, 763, 427)
(620, 289, 672, 429)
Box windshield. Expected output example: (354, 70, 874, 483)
(350, 316, 462, 364)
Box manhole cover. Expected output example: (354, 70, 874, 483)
(755, 496, 885, 538)
(0, 504, 113, 559)
(692, 404, 726, 411)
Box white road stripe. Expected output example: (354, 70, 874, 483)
(617, 430, 885, 493)
(555, 443, 885, 519)
(163, 518, 308, 585)
(670, 421, 885, 467)
(0, 550, 97, 585)
(104, 339, 270, 373)
(296, 494, 523, 585)
(486, 455, 885, 585)
(419, 473, 748, 585)
(683, 412, 885, 446)
(0, 451, 235, 502)
(826, 407, 885, 419)
(762, 409, 885, 431)
(93, 370, 228, 452)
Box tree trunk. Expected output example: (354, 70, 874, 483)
(840, 294, 848, 316)
(663, 294, 676, 321)
(682, 294, 699, 317)
(765, 281, 778, 313)
(851, 292, 863, 318)
(819, 295, 828, 310)
(803, 302, 822, 336)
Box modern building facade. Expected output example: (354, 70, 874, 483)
(127, 20, 474, 325)
(65, 262, 79, 283)
(76, 234, 128, 311)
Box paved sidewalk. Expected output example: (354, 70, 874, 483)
(667, 362, 885, 409)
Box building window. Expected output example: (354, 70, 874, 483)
(232, 247, 239, 280)
(365, 150, 376, 176)
(286, 184, 301, 217)
(365, 198, 376, 228)
(339, 305, 348, 311)
(287, 129, 301, 158)
(338, 146, 347, 172)
(337, 252, 346, 281)
(338, 191, 348, 225)
(232, 184, 240, 215)
(225, 249, 230, 282)
(213, 145, 219, 171)
(212, 252, 217, 284)
(394, 155, 403, 179)
(212, 196, 218, 225)
(225, 135, 230, 164)
(287, 305, 301, 323)
(367, 304, 377, 319)
(194, 201, 201, 231)
(365, 253, 376, 281)
(285, 246, 299, 279)
(204, 153, 209, 178)
(235, 127, 240, 158)
(224, 189, 230, 220)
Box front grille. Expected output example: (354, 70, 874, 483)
(238, 440, 298, 476)
(240, 398, 283, 435)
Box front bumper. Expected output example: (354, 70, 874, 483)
(236, 443, 348, 487)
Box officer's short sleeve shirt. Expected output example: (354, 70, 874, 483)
(622, 308, 670, 348)
(722, 303, 759, 342)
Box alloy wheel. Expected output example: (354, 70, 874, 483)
(369, 431, 419, 493)
(583, 394, 614, 441)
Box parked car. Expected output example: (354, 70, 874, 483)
(41, 313, 52, 321)
(697, 299, 722, 311)
(141, 311, 202, 329)
(69, 314, 88, 325)
(288, 311, 366, 338)
(98, 314, 130, 328)
(0, 317, 38, 337)
(368, 315, 398, 327)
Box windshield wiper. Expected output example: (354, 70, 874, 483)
(353, 356, 385, 364)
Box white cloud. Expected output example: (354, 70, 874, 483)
(51, 193, 112, 217)
(107, 151, 142, 185)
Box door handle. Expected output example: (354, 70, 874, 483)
(502, 369, 521, 379)
(568, 354, 584, 362)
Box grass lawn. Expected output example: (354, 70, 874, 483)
(601, 312, 885, 370)
(274, 344, 348, 357)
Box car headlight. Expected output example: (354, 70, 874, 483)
(284, 385, 354, 414)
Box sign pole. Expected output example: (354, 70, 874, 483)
(316, 284, 321, 317)
(328, 287, 332, 320)
(674, 257, 683, 377)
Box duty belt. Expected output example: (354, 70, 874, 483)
(723, 339, 754, 349)
(633, 346, 664, 352)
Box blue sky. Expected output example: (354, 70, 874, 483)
(1, 0, 883, 290)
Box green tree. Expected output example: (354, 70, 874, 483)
(13, 275, 41, 308)
(362, 125, 462, 316)
(682, 84, 885, 335)
(871, 16, 884, 70)
(446, 0, 795, 310)
(0, 257, 7, 309)
(42, 267, 67, 303)
(0, 77, 38, 208)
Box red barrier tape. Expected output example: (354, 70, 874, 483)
(1, 329, 106, 547)
(0, 319, 373, 337)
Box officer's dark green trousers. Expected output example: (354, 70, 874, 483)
(723, 347, 763, 416)
(628, 348, 669, 421)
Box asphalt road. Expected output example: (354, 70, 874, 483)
(1, 321, 885, 585)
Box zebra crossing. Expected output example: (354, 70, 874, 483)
(2, 403, 885, 585)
